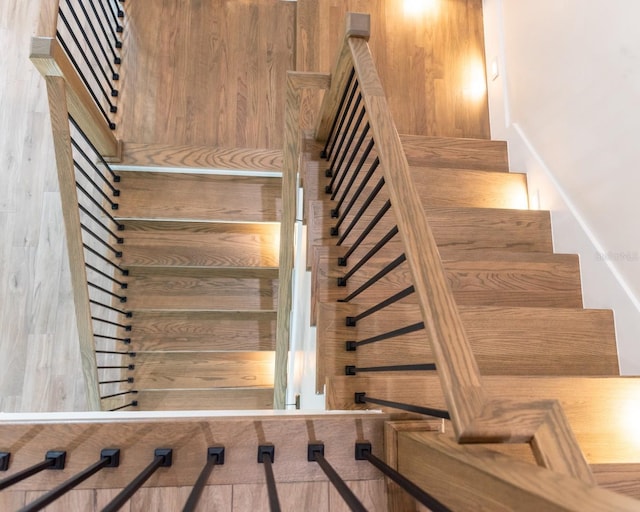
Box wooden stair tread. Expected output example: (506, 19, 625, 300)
(129, 310, 276, 351)
(325, 375, 640, 465)
(115, 171, 282, 222)
(125, 266, 278, 311)
(120, 220, 280, 267)
(120, 142, 283, 171)
(399, 134, 509, 171)
(135, 388, 274, 410)
(133, 351, 275, 389)
(315, 303, 618, 391)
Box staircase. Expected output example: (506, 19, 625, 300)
(111, 150, 283, 410)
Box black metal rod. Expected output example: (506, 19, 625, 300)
(339, 253, 406, 303)
(333, 159, 380, 240)
(322, 68, 355, 159)
(329, 91, 362, 177)
(0, 452, 66, 491)
(339, 226, 398, 284)
(75, 160, 118, 207)
(86, 263, 127, 289)
(56, 32, 115, 128)
(109, 400, 138, 412)
(348, 322, 424, 349)
(81, 225, 122, 257)
(99, 378, 133, 385)
(88, 282, 126, 302)
(95, 350, 135, 356)
(330, 122, 370, 202)
(101, 390, 137, 400)
(356, 443, 452, 511)
(0, 452, 9, 471)
(69, 116, 121, 182)
(327, 79, 359, 169)
(74, 0, 119, 79)
(347, 363, 436, 375)
(58, 11, 117, 108)
(92, 316, 131, 330)
(346, 286, 415, 326)
(63, 0, 116, 90)
(76, 182, 119, 225)
(71, 138, 120, 195)
(86, 0, 121, 62)
(182, 447, 225, 512)
(84, 244, 128, 275)
(98, 365, 135, 370)
(339, 200, 392, 260)
(104, 0, 124, 34)
(19, 450, 119, 512)
(90, 299, 131, 317)
(355, 393, 450, 419)
(332, 136, 374, 208)
(79, 204, 122, 241)
(309, 446, 366, 512)
(258, 446, 281, 512)
(98, 0, 123, 47)
(328, 105, 366, 197)
(94, 334, 131, 343)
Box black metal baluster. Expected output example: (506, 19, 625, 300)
(92, 316, 132, 330)
(76, 183, 120, 225)
(102, 449, 172, 512)
(97, 0, 123, 48)
(339, 253, 406, 303)
(95, 350, 136, 356)
(321, 68, 355, 159)
(88, 282, 127, 302)
(346, 286, 415, 326)
(97, 364, 135, 370)
(79, 205, 123, 241)
(75, 161, 119, 209)
(0, 452, 66, 491)
(94, 334, 131, 344)
(337, 226, 398, 285)
(330, 126, 371, 203)
(327, 105, 366, 197)
(100, 390, 137, 400)
(81, 225, 122, 258)
(104, 0, 124, 33)
(63, 0, 118, 99)
(69, 117, 121, 184)
(0, 452, 9, 471)
(86, 0, 122, 61)
(182, 447, 225, 512)
(84, 244, 128, 275)
(257, 445, 281, 512)
(86, 264, 127, 290)
(109, 401, 138, 411)
(90, 299, 131, 317)
(308, 444, 366, 512)
(99, 377, 133, 385)
(71, 138, 120, 195)
(346, 363, 436, 375)
(355, 443, 452, 511)
(331, 159, 380, 237)
(338, 199, 391, 263)
(56, 33, 115, 129)
(19, 450, 120, 512)
(327, 79, 359, 172)
(355, 393, 450, 419)
(345, 322, 424, 351)
(75, 0, 120, 80)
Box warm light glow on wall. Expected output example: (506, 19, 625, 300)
(403, 0, 438, 17)
(502, 181, 529, 210)
(621, 396, 640, 451)
(462, 58, 487, 100)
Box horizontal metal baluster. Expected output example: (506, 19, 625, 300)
(70, 116, 121, 181)
(79, 204, 123, 241)
(346, 286, 415, 326)
(95, 350, 136, 356)
(100, 390, 137, 400)
(0, 452, 66, 491)
(338, 226, 398, 285)
(90, 299, 131, 317)
(355, 393, 450, 419)
(321, 68, 355, 159)
(99, 377, 133, 385)
(339, 253, 406, 303)
(84, 243, 128, 275)
(92, 316, 131, 330)
(109, 400, 139, 412)
(86, 264, 127, 290)
(88, 282, 127, 302)
(20, 450, 119, 512)
(75, 160, 118, 208)
(355, 443, 452, 512)
(71, 139, 120, 195)
(94, 334, 131, 344)
(346, 322, 424, 350)
(81, 224, 122, 258)
(97, 365, 135, 370)
(346, 363, 436, 375)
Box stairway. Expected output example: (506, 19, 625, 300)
(302, 134, 620, 410)
(112, 150, 282, 410)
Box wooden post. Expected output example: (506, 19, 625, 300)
(45, 76, 101, 411)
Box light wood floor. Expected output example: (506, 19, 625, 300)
(0, 0, 89, 411)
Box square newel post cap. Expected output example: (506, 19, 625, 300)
(345, 13, 370, 40)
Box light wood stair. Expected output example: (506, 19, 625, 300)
(113, 154, 282, 411)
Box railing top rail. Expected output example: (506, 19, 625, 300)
(316, 11, 595, 486)
(37, 0, 61, 37)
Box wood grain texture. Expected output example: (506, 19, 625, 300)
(397, 431, 637, 511)
(0, 414, 387, 490)
(130, 310, 277, 352)
(136, 388, 274, 411)
(327, 375, 640, 465)
(35, 0, 60, 37)
(120, 220, 280, 268)
(125, 267, 278, 311)
(121, 143, 284, 171)
(116, 171, 282, 223)
(592, 464, 640, 500)
(118, 0, 295, 149)
(301, 0, 490, 138)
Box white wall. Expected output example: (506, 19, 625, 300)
(483, 0, 640, 374)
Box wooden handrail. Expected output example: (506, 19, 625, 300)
(45, 77, 101, 411)
(275, 71, 331, 409)
(37, 0, 61, 38)
(30, 37, 121, 158)
(315, 11, 597, 487)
